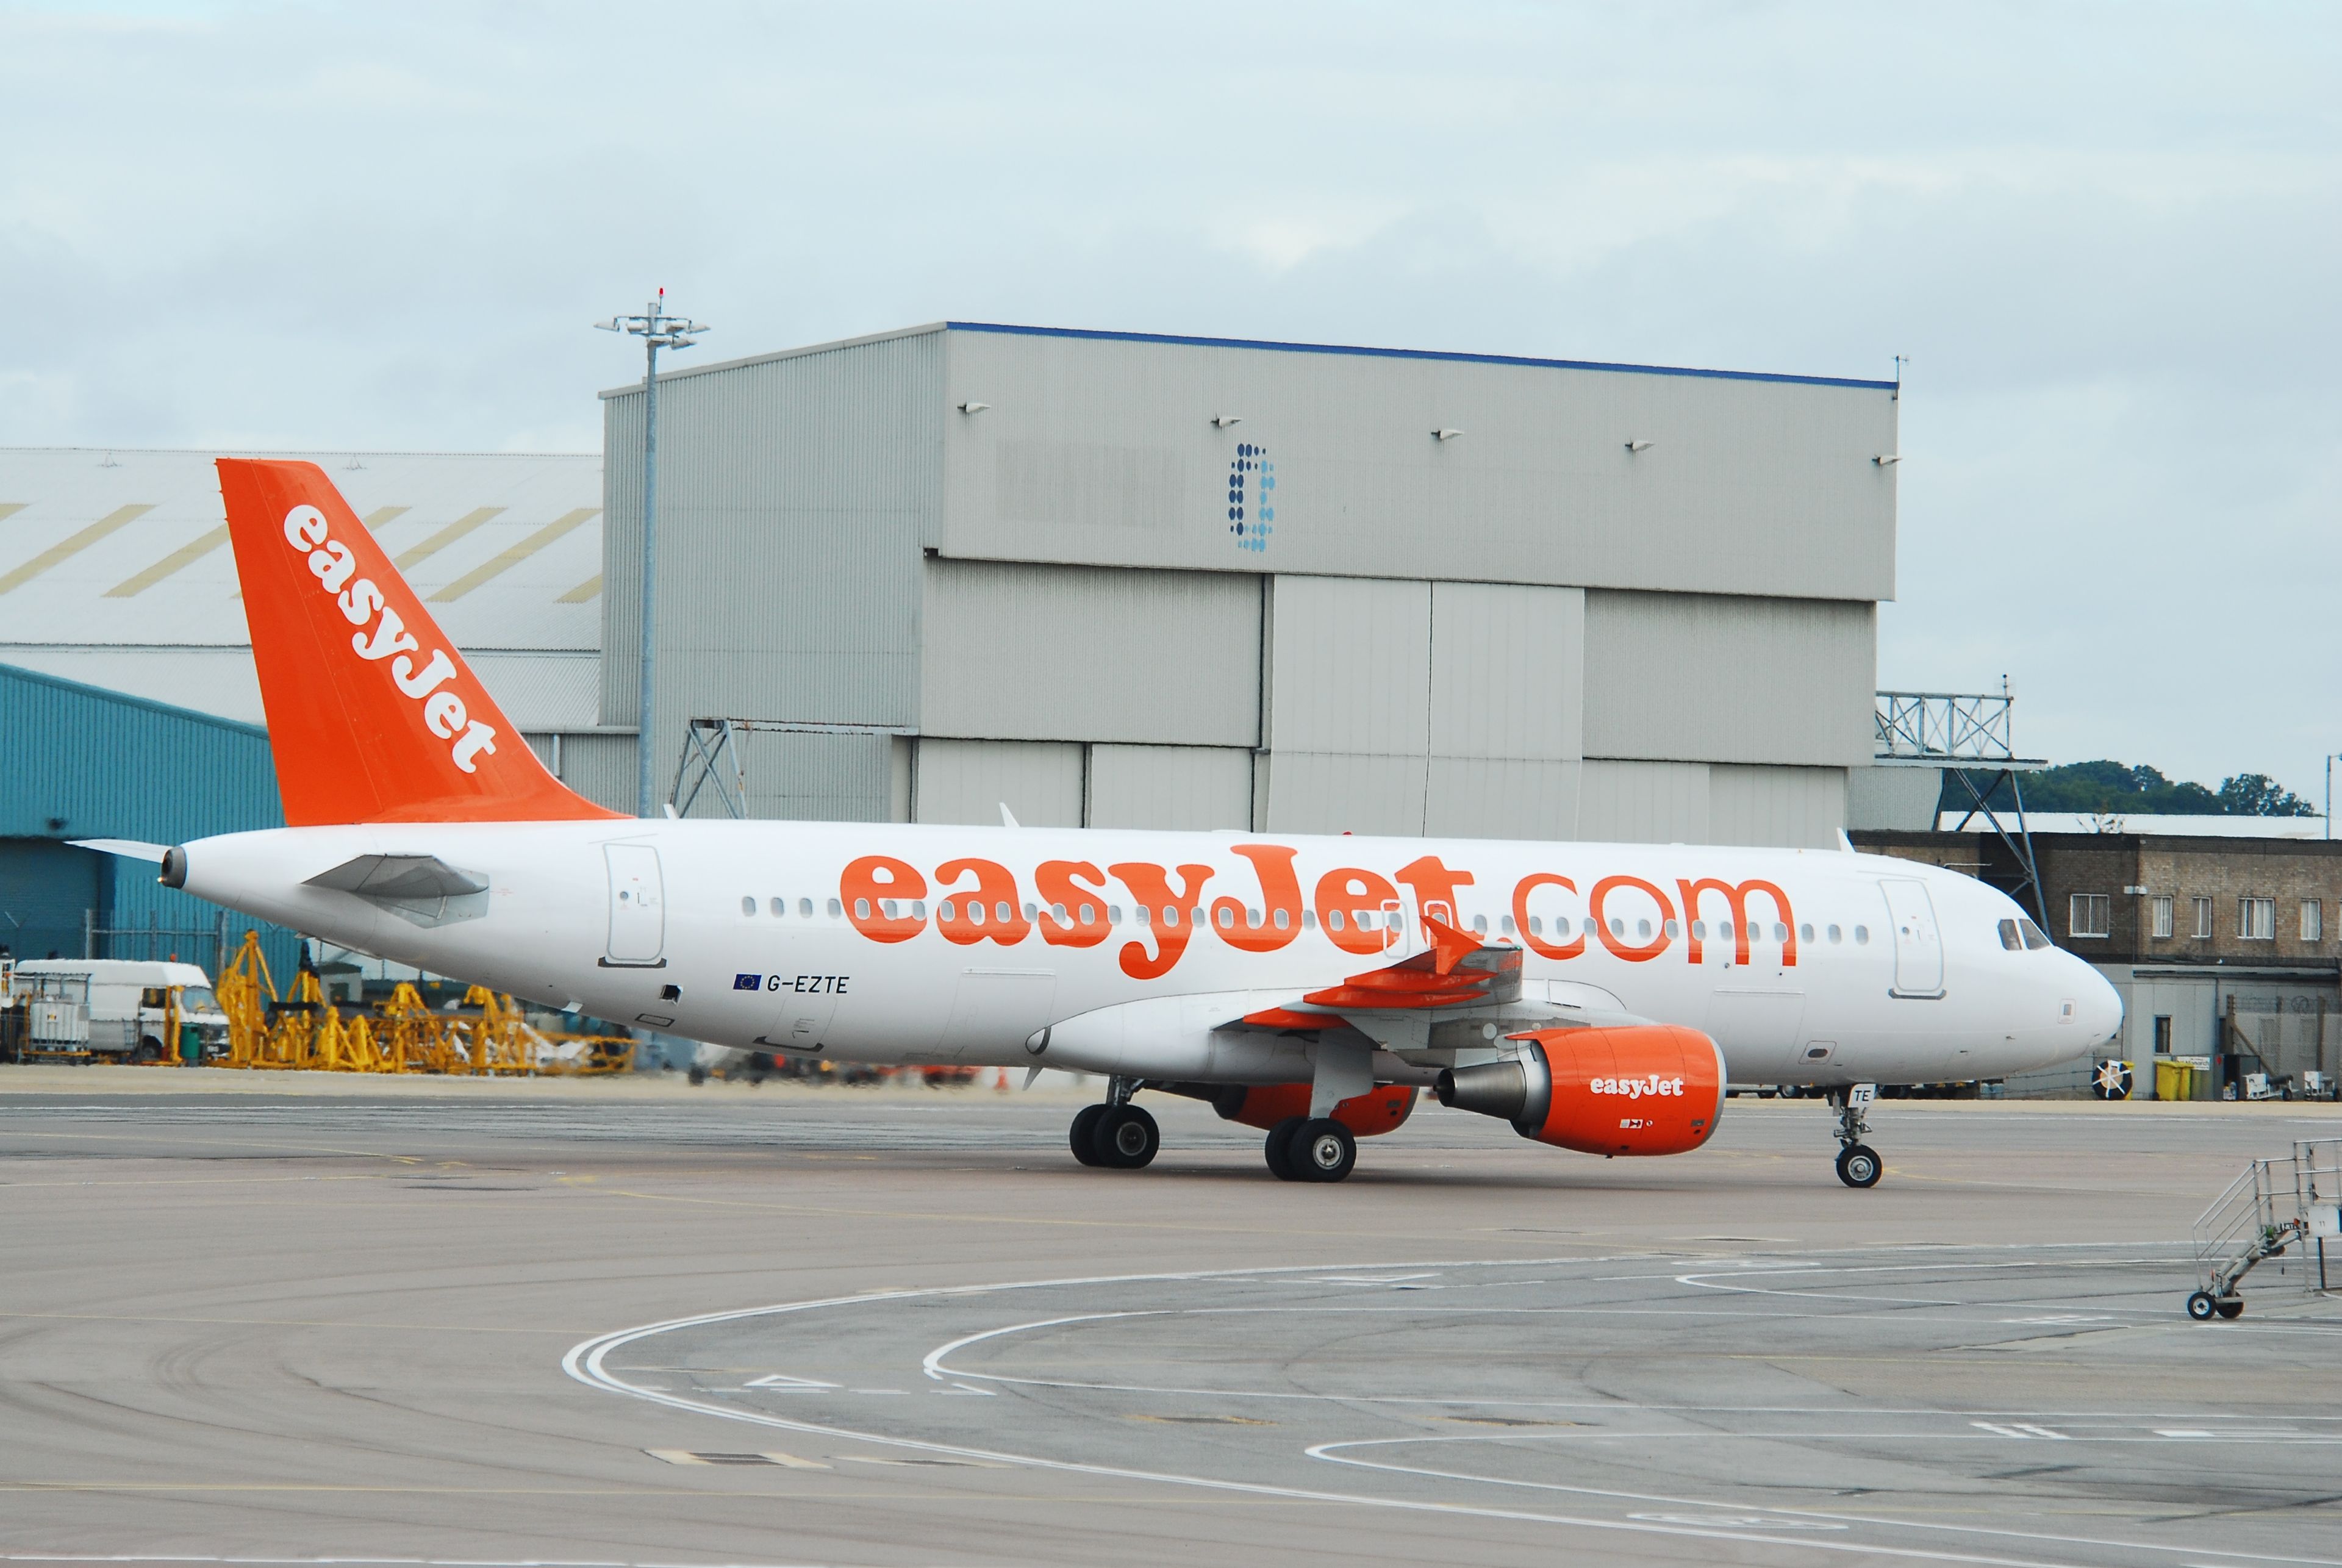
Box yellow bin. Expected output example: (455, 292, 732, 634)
(2155, 1059, 2194, 1102)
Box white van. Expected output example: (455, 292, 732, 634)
(7, 960, 231, 1061)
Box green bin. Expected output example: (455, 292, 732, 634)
(179, 1024, 201, 1064)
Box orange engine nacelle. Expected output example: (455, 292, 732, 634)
(1211, 1082, 1419, 1138)
(1434, 1025, 1725, 1157)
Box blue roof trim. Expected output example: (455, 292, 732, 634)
(944, 321, 1897, 392)
(0, 660, 270, 739)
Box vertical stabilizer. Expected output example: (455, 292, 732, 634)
(217, 458, 625, 826)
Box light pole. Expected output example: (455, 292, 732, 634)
(597, 290, 708, 818)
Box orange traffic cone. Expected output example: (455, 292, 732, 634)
(995, 1067, 1011, 1092)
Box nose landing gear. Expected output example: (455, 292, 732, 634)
(1828, 1084, 1883, 1189)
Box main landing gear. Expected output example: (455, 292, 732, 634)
(1262, 1115, 1357, 1183)
(1828, 1084, 1883, 1189)
(1069, 1079, 1159, 1170)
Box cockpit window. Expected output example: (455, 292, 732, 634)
(1998, 918, 2023, 951)
(2018, 919, 2052, 950)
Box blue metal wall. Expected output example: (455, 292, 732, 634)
(0, 662, 296, 976)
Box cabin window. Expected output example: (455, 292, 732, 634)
(1691, 920, 1706, 941)
(1853, 925, 1870, 944)
(912, 900, 926, 920)
(1000, 901, 1017, 923)
(1797, 923, 1813, 943)
(826, 898, 842, 918)
(880, 899, 897, 920)
(1273, 908, 1291, 930)
(1023, 903, 1037, 922)
(771, 897, 787, 917)
(1052, 903, 1069, 924)
(1109, 905, 1124, 925)
(939, 900, 957, 922)
(741, 896, 756, 917)
(2019, 919, 2052, 950)
(1471, 914, 1488, 936)
(1301, 909, 1316, 930)
(1827, 924, 1842, 943)
(1661, 919, 1677, 939)
(1635, 920, 1651, 940)
(855, 898, 872, 920)
(1162, 906, 1179, 927)
(1328, 909, 1346, 932)
(1499, 915, 1514, 936)
(1772, 923, 1788, 942)
(1998, 918, 2022, 951)
(798, 898, 814, 918)
(1078, 903, 1095, 925)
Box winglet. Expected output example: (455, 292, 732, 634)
(217, 459, 625, 826)
(1420, 914, 1480, 976)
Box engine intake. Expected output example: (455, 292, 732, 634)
(1438, 1025, 1725, 1158)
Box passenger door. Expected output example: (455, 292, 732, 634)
(603, 844, 667, 967)
(1880, 878, 1945, 999)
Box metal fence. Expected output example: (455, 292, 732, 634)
(79, 909, 234, 970)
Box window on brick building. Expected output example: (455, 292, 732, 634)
(2302, 900, 2324, 942)
(2150, 895, 2174, 939)
(2192, 897, 2215, 938)
(2069, 893, 2111, 939)
(2238, 897, 2276, 941)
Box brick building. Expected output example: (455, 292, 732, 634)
(1853, 829, 2342, 1098)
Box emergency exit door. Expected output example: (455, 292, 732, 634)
(603, 843, 666, 967)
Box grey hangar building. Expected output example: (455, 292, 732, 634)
(569, 321, 1899, 843)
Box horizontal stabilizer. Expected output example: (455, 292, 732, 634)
(304, 853, 490, 928)
(68, 838, 171, 863)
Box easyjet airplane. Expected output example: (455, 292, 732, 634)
(90, 460, 2122, 1188)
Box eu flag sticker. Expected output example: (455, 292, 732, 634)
(732, 972, 762, 991)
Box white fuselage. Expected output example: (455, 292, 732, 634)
(174, 820, 2120, 1086)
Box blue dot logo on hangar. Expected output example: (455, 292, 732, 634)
(1227, 442, 1274, 553)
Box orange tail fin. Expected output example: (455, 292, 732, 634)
(218, 458, 625, 826)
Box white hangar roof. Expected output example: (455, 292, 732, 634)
(0, 448, 603, 731)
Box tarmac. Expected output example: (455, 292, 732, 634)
(4, 1067, 2341, 1567)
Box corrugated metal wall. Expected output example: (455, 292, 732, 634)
(1710, 764, 1848, 849)
(1088, 744, 1254, 829)
(1580, 759, 1712, 843)
(920, 559, 1258, 745)
(1582, 589, 1875, 767)
(913, 738, 1084, 827)
(601, 328, 945, 815)
(940, 326, 1897, 601)
(0, 662, 296, 972)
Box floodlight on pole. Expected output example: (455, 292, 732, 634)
(596, 288, 709, 818)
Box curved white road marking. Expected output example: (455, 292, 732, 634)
(563, 1251, 2341, 1568)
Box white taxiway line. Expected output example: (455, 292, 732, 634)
(560, 1253, 2341, 1568)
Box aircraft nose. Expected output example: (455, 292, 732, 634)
(2075, 960, 2124, 1047)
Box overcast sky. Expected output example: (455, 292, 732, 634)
(4, 2, 2335, 800)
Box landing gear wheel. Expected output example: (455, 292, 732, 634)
(1264, 1116, 1305, 1181)
(2186, 1290, 2218, 1321)
(2215, 1297, 2243, 1319)
(1094, 1104, 1159, 1169)
(1070, 1103, 1108, 1167)
(1835, 1143, 1883, 1189)
(1291, 1118, 1358, 1183)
